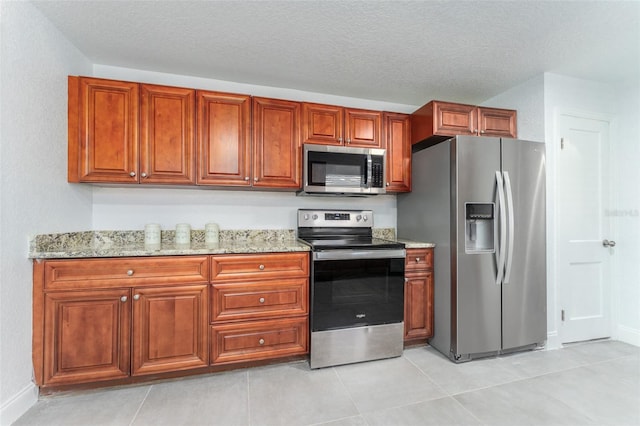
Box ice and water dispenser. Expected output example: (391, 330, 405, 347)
(465, 203, 495, 253)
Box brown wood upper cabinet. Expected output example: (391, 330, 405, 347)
(68, 76, 196, 184)
(383, 112, 411, 193)
(252, 97, 302, 189)
(303, 103, 382, 148)
(197, 94, 302, 189)
(411, 100, 517, 146)
(196, 90, 251, 186)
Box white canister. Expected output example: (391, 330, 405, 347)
(144, 223, 161, 250)
(175, 223, 191, 246)
(205, 222, 220, 244)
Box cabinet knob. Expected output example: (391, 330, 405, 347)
(259, 297, 265, 304)
(129, 171, 136, 177)
(480, 130, 485, 134)
(346, 138, 351, 144)
(415, 257, 420, 263)
(133, 294, 140, 301)
(120, 296, 128, 302)
(473, 129, 478, 134)
(259, 264, 265, 270)
(127, 269, 134, 276)
(245, 176, 250, 181)
(386, 182, 390, 186)
(258, 338, 265, 345)
(338, 137, 343, 143)
(254, 177, 258, 182)
(141, 172, 148, 178)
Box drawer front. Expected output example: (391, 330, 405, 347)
(405, 248, 433, 271)
(211, 252, 309, 282)
(44, 256, 209, 290)
(211, 278, 308, 322)
(210, 317, 308, 364)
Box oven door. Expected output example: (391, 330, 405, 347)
(311, 249, 405, 332)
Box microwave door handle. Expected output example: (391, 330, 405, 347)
(366, 154, 372, 189)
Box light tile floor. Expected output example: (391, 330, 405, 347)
(14, 339, 640, 426)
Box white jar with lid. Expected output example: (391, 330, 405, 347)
(175, 223, 191, 247)
(144, 223, 161, 250)
(205, 222, 219, 244)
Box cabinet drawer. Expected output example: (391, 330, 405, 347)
(211, 278, 308, 322)
(405, 248, 433, 271)
(211, 252, 309, 282)
(210, 317, 308, 364)
(44, 256, 209, 290)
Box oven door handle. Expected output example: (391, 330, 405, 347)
(313, 249, 406, 261)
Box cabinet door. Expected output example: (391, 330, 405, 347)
(69, 76, 139, 183)
(132, 284, 208, 376)
(403, 271, 434, 340)
(43, 289, 130, 385)
(253, 97, 302, 189)
(302, 103, 343, 145)
(345, 108, 383, 148)
(477, 107, 517, 138)
(197, 91, 251, 186)
(140, 84, 196, 184)
(383, 112, 411, 192)
(432, 101, 476, 136)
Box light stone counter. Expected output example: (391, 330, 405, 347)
(29, 228, 434, 259)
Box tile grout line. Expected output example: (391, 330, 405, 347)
(329, 366, 372, 426)
(128, 385, 152, 426)
(246, 370, 252, 426)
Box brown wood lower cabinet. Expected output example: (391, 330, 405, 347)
(404, 248, 434, 342)
(131, 285, 208, 376)
(33, 256, 210, 387)
(210, 317, 308, 364)
(33, 252, 310, 389)
(209, 252, 310, 366)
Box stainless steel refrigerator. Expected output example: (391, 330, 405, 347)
(397, 135, 546, 362)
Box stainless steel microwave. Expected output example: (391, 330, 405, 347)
(303, 144, 386, 195)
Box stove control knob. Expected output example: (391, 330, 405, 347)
(356, 215, 362, 222)
(363, 215, 368, 222)
(312, 214, 318, 220)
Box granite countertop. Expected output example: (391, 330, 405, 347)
(29, 228, 434, 259)
(396, 239, 436, 249)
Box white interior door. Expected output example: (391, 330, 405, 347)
(557, 112, 612, 343)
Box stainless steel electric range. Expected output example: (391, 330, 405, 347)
(297, 209, 406, 369)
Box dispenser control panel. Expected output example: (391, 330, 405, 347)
(465, 203, 495, 254)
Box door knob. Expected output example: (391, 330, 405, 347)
(603, 239, 616, 248)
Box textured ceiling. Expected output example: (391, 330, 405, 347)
(32, 0, 640, 106)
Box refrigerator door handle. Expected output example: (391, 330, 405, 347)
(495, 171, 507, 285)
(503, 171, 515, 284)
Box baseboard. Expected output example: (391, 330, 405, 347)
(0, 382, 38, 425)
(545, 330, 561, 350)
(617, 325, 640, 347)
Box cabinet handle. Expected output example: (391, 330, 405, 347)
(259, 264, 265, 270)
(346, 138, 351, 144)
(259, 297, 265, 303)
(258, 338, 265, 345)
(386, 182, 390, 186)
(127, 269, 134, 276)
(141, 172, 148, 178)
(254, 177, 258, 182)
(338, 137, 343, 143)
(129, 171, 136, 177)
(120, 296, 128, 302)
(415, 258, 420, 263)
(245, 176, 250, 181)
(133, 294, 140, 301)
